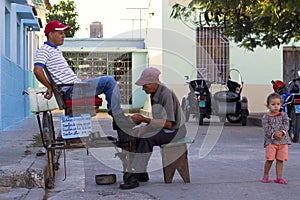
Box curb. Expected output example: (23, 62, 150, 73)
(247, 113, 263, 127)
(0, 152, 47, 199)
(0, 153, 47, 188)
(247, 116, 262, 127)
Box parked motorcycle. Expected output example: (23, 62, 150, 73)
(181, 79, 212, 125)
(181, 69, 249, 126)
(271, 75, 300, 142)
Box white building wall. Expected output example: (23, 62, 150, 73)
(157, 1, 298, 113)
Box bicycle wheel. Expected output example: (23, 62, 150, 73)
(42, 112, 56, 189)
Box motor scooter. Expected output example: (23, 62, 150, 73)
(181, 69, 249, 125)
(181, 79, 212, 125)
(271, 74, 300, 142)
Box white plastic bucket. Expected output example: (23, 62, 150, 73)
(28, 87, 58, 112)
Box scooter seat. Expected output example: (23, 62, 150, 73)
(214, 91, 240, 102)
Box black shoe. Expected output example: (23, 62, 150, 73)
(138, 172, 149, 182)
(120, 181, 139, 190)
(120, 173, 139, 190)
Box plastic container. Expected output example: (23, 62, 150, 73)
(28, 87, 58, 112)
(95, 174, 116, 185)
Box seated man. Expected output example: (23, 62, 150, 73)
(119, 67, 187, 189)
(33, 20, 135, 134)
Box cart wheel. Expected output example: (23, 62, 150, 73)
(45, 178, 54, 189)
(54, 162, 60, 171)
(42, 112, 54, 147)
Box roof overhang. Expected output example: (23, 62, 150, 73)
(13, 3, 36, 19)
(22, 18, 42, 31)
(11, 0, 27, 3)
(60, 46, 148, 53)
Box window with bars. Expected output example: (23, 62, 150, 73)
(196, 27, 230, 83)
(63, 52, 132, 105)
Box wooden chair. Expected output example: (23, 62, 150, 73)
(43, 66, 103, 116)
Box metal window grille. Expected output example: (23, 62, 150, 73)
(196, 27, 229, 83)
(63, 52, 132, 105)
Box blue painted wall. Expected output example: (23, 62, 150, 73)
(0, 0, 41, 130)
(1, 57, 25, 128)
(0, 56, 37, 129)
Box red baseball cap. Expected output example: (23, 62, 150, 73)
(44, 20, 70, 35)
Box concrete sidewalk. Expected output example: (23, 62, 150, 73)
(0, 112, 263, 199)
(0, 113, 48, 199)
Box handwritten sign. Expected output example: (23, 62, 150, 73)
(60, 114, 92, 139)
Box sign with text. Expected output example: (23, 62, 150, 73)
(60, 114, 92, 139)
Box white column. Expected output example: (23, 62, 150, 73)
(10, 3, 17, 62)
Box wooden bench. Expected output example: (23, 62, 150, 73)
(160, 137, 194, 183)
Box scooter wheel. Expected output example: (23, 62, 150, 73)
(198, 114, 204, 125)
(226, 114, 242, 123)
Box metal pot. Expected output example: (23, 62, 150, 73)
(95, 174, 116, 185)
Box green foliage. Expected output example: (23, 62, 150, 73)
(170, 0, 300, 51)
(46, 0, 80, 37)
(27, 134, 43, 147)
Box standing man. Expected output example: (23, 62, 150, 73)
(33, 20, 135, 131)
(119, 67, 187, 189)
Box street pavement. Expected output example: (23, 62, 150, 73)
(1, 112, 300, 200)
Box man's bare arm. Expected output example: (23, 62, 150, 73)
(33, 65, 53, 99)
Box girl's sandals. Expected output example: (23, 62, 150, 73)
(274, 178, 288, 184)
(261, 176, 270, 183)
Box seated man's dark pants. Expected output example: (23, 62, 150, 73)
(120, 125, 187, 189)
(131, 125, 187, 173)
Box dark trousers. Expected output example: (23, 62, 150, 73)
(131, 125, 187, 173)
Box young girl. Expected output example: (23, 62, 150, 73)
(261, 93, 290, 184)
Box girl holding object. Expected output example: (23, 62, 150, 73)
(261, 93, 290, 184)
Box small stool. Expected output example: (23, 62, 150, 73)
(160, 137, 194, 183)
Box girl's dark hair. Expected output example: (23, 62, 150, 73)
(266, 92, 282, 105)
